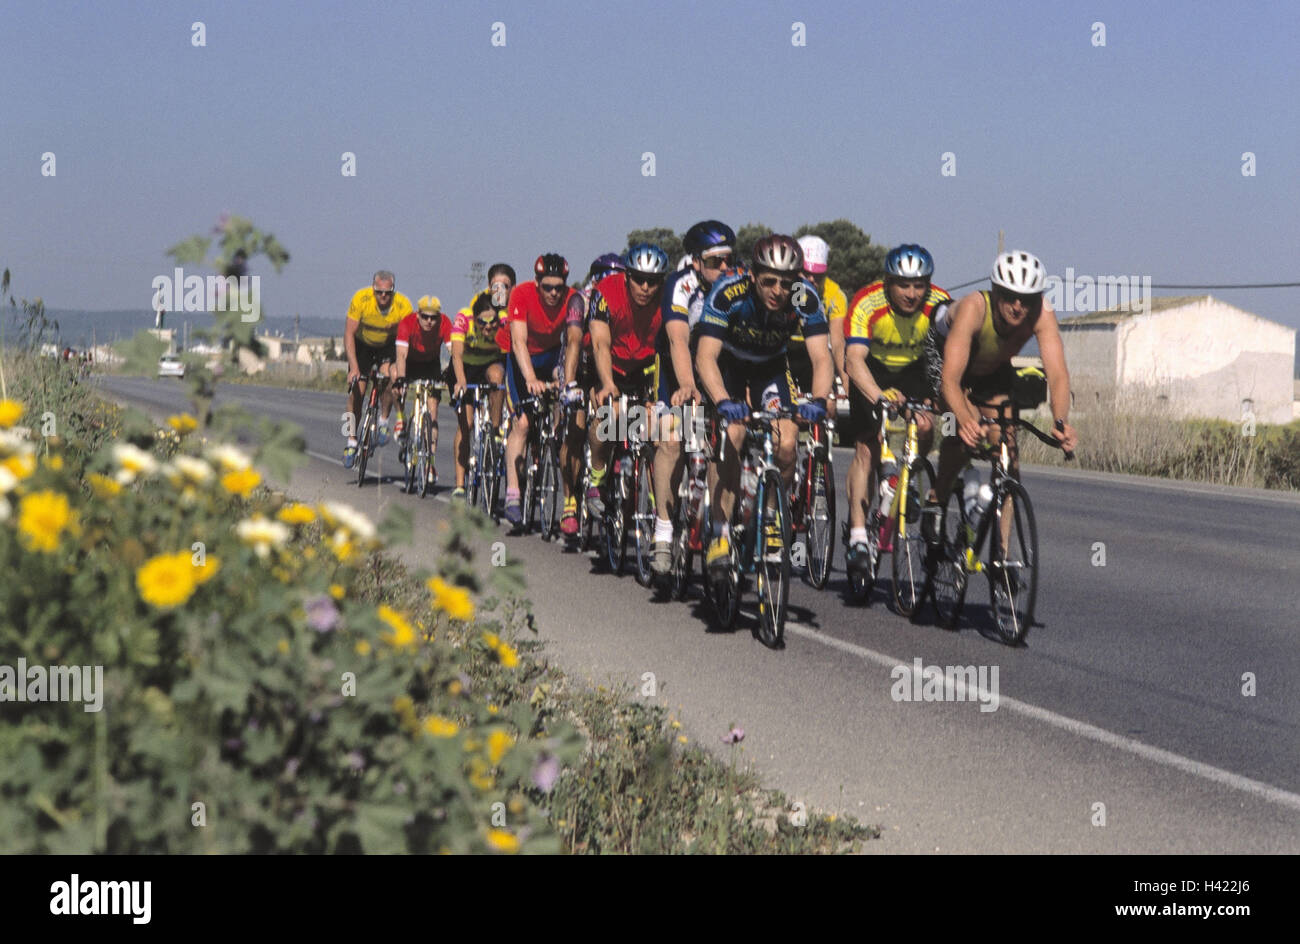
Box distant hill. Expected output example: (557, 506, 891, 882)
(1, 308, 344, 349)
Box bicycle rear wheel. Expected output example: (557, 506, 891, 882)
(520, 436, 538, 533)
(479, 432, 500, 520)
(892, 458, 934, 617)
(467, 417, 483, 508)
(927, 487, 968, 629)
(806, 453, 835, 590)
(669, 470, 702, 601)
(633, 449, 655, 586)
(704, 498, 740, 633)
(755, 469, 791, 648)
(987, 479, 1039, 646)
(603, 459, 628, 574)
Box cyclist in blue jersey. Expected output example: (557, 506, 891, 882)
(695, 234, 833, 575)
(648, 220, 737, 574)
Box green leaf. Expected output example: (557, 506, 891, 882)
(378, 505, 414, 547)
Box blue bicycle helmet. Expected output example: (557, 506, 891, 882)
(884, 244, 934, 279)
(624, 243, 670, 275)
(683, 220, 736, 257)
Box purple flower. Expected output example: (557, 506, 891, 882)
(305, 594, 340, 633)
(284, 758, 300, 777)
(721, 726, 745, 745)
(531, 754, 560, 793)
(346, 750, 365, 772)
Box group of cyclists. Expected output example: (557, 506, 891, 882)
(340, 222, 1080, 629)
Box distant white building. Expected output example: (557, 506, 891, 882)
(1059, 295, 1296, 424)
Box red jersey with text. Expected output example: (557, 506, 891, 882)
(588, 273, 661, 367)
(506, 281, 582, 355)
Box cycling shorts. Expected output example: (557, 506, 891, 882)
(506, 347, 562, 415)
(355, 340, 396, 377)
(713, 351, 796, 413)
(845, 358, 930, 444)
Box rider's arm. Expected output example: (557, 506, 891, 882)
(694, 336, 729, 405)
(451, 340, 467, 388)
(806, 328, 833, 403)
(1033, 301, 1071, 426)
(563, 323, 581, 386)
(344, 316, 361, 374)
(666, 320, 695, 398)
(845, 342, 883, 403)
(828, 316, 848, 389)
(394, 341, 408, 379)
(589, 318, 614, 393)
(510, 319, 534, 384)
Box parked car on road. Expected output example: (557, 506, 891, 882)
(158, 354, 186, 378)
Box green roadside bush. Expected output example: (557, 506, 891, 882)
(0, 399, 581, 853)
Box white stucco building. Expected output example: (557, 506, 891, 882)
(1058, 295, 1296, 424)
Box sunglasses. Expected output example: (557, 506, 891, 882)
(757, 275, 796, 291)
(996, 288, 1041, 307)
(539, 281, 566, 294)
(699, 254, 732, 270)
(374, 288, 394, 296)
(417, 311, 439, 320)
(627, 272, 664, 287)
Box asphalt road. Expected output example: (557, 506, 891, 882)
(101, 376, 1300, 852)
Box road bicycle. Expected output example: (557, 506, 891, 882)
(347, 360, 392, 488)
(598, 392, 656, 584)
(705, 408, 794, 649)
(664, 401, 710, 601)
(459, 383, 506, 517)
(397, 378, 446, 498)
(789, 396, 836, 590)
(516, 386, 564, 538)
(556, 393, 593, 550)
(923, 398, 1073, 645)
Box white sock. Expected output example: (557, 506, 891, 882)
(347, 438, 358, 447)
(654, 516, 673, 542)
(850, 527, 869, 545)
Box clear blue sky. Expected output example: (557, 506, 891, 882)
(3, 0, 1298, 329)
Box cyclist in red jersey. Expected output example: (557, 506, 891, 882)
(394, 295, 453, 485)
(502, 253, 583, 527)
(584, 243, 669, 517)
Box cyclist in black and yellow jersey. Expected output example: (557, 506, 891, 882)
(343, 270, 413, 468)
(843, 245, 950, 575)
(450, 263, 515, 498)
(925, 250, 1078, 539)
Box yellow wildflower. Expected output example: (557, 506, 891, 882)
(276, 638, 290, 655)
(485, 829, 519, 853)
(428, 576, 475, 622)
(235, 514, 291, 559)
(329, 530, 356, 562)
(422, 715, 459, 738)
(17, 490, 79, 553)
(495, 640, 519, 669)
(220, 467, 261, 498)
(677, 735, 688, 744)
(487, 704, 499, 716)
(0, 399, 23, 428)
(167, 413, 198, 435)
(447, 679, 463, 696)
(86, 473, 121, 498)
(377, 604, 417, 649)
(2, 453, 36, 481)
(329, 583, 345, 600)
(136, 551, 197, 609)
(193, 554, 220, 584)
(277, 502, 317, 526)
(355, 640, 372, 656)
(43, 455, 63, 471)
(111, 443, 158, 483)
(486, 730, 515, 765)
(467, 758, 494, 791)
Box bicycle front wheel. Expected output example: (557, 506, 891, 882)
(480, 432, 500, 520)
(417, 416, 433, 498)
(987, 479, 1039, 646)
(356, 404, 377, 487)
(603, 460, 628, 575)
(633, 449, 655, 586)
(539, 439, 562, 541)
(754, 468, 791, 649)
(805, 453, 835, 590)
(467, 419, 483, 508)
(892, 458, 934, 617)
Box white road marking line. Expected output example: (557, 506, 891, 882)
(783, 620, 1300, 813)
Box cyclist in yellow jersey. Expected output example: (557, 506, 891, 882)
(343, 270, 413, 468)
(843, 245, 949, 574)
(926, 250, 1078, 538)
(449, 263, 515, 498)
(796, 235, 849, 401)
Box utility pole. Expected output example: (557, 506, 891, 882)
(997, 229, 1005, 255)
(468, 261, 485, 293)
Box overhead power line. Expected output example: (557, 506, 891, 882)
(942, 278, 1300, 292)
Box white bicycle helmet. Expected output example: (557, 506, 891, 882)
(990, 251, 1046, 293)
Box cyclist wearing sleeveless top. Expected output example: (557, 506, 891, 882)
(842, 245, 949, 574)
(450, 263, 514, 498)
(584, 244, 669, 517)
(795, 235, 850, 402)
(696, 235, 832, 574)
(926, 250, 1078, 537)
(649, 220, 736, 574)
(394, 295, 453, 485)
(343, 270, 413, 468)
